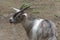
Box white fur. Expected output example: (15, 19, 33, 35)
(10, 17, 13, 20)
(10, 17, 15, 22)
(23, 13, 28, 17)
(12, 7, 20, 12)
(32, 19, 44, 40)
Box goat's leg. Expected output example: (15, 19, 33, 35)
(27, 30, 37, 40)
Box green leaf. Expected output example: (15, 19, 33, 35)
(32, 9, 40, 13)
(20, 3, 30, 10)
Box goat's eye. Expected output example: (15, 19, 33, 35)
(18, 15, 20, 18)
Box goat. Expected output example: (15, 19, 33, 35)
(9, 7, 57, 40)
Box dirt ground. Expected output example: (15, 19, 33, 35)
(0, 0, 60, 40)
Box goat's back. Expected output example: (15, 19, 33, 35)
(37, 20, 57, 40)
(30, 19, 57, 40)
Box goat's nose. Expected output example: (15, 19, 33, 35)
(9, 19, 13, 23)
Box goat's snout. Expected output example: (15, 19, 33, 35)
(9, 17, 16, 23)
(9, 19, 13, 23)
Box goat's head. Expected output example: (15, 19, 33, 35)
(9, 7, 28, 23)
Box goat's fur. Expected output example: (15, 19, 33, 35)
(9, 8, 57, 40)
(21, 13, 57, 40)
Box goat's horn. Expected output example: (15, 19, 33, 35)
(12, 6, 30, 18)
(11, 7, 20, 12)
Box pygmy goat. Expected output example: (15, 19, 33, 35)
(9, 7, 57, 40)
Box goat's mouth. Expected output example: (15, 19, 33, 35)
(9, 17, 16, 23)
(9, 19, 16, 23)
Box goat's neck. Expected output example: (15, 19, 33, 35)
(21, 17, 33, 34)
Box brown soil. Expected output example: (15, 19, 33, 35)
(0, 0, 60, 40)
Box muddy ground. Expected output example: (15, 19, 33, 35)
(0, 0, 60, 40)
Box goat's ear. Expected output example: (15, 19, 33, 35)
(11, 7, 20, 12)
(22, 13, 27, 17)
